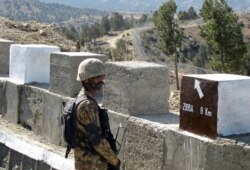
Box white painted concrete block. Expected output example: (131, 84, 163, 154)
(9, 44, 60, 84)
(180, 74, 250, 138)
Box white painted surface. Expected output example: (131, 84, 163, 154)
(187, 74, 250, 81)
(110, 61, 166, 69)
(53, 51, 106, 57)
(0, 39, 13, 42)
(218, 79, 250, 136)
(9, 44, 60, 84)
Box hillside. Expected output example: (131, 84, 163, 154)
(39, 0, 250, 12)
(0, 17, 77, 51)
(0, 0, 107, 24)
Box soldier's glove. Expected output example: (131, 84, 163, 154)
(108, 159, 120, 170)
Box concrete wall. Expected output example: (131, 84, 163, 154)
(5, 80, 22, 124)
(123, 117, 250, 170)
(2, 105, 250, 170)
(42, 92, 70, 145)
(20, 85, 46, 134)
(0, 39, 14, 74)
(0, 78, 6, 115)
(0, 79, 71, 146)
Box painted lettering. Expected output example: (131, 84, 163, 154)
(183, 103, 194, 113)
(200, 106, 212, 117)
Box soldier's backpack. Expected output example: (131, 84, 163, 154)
(61, 95, 87, 158)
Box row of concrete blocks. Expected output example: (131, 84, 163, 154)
(1, 113, 250, 170)
(1, 40, 170, 115)
(0, 77, 135, 146)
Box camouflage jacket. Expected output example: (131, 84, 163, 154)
(74, 88, 118, 170)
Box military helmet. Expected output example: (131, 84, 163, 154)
(77, 58, 105, 81)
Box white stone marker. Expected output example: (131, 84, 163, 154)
(180, 74, 250, 138)
(9, 44, 60, 84)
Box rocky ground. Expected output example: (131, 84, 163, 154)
(168, 71, 181, 113)
(0, 17, 77, 52)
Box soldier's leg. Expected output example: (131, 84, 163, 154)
(74, 148, 108, 170)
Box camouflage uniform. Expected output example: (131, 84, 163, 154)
(74, 88, 118, 170)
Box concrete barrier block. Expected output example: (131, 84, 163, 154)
(5, 80, 22, 124)
(180, 74, 250, 138)
(20, 85, 46, 135)
(163, 130, 207, 170)
(0, 79, 6, 115)
(204, 142, 250, 170)
(9, 44, 60, 84)
(103, 61, 169, 116)
(106, 110, 129, 161)
(0, 39, 14, 74)
(123, 117, 166, 170)
(50, 52, 107, 97)
(42, 91, 71, 145)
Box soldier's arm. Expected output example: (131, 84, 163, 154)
(76, 100, 120, 166)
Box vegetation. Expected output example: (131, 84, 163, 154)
(0, 0, 107, 23)
(61, 25, 79, 42)
(200, 0, 247, 74)
(154, 0, 183, 90)
(178, 7, 199, 20)
(62, 12, 141, 46)
(112, 39, 133, 61)
(193, 43, 209, 68)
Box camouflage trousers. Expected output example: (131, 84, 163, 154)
(74, 147, 108, 170)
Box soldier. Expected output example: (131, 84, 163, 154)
(74, 58, 120, 170)
(76, 40, 81, 52)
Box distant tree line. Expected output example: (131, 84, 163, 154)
(0, 0, 107, 23)
(61, 12, 149, 45)
(178, 6, 199, 20)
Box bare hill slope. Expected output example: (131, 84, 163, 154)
(0, 17, 77, 51)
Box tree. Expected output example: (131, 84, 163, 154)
(178, 7, 198, 20)
(139, 14, 148, 25)
(154, 0, 183, 90)
(99, 16, 110, 35)
(61, 25, 78, 41)
(110, 12, 125, 31)
(200, 0, 247, 74)
(90, 23, 101, 45)
(80, 25, 92, 44)
(193, 44, 209, 68)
